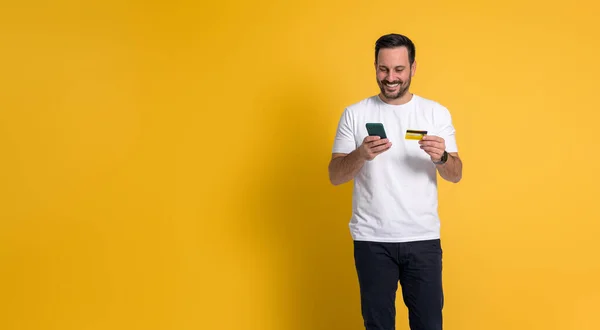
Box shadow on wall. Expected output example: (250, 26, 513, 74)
(244, 76, 365, 330)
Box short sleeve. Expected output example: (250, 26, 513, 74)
(332, 108, 356, 154)
(436, 106, 458, 153)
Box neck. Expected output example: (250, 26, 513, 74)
(378, 92, 413, 105)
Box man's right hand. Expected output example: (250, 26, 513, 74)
(358, 136, 392, 161)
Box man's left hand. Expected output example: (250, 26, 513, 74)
(419, 135, 446, 163)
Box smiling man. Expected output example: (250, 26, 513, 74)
(328, 34, 463, 330)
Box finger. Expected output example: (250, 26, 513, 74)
(422, 135, 444, 142)
(420, 146, 443, 152)
(420, 146, 443, 156)
(364, 135, 382, 142)
(368, 138, 390, 147)
(366, 144, 392, 158)
(419, 141, 443, 148)
(420, 144, 444, 151)
(371, 142, 392, 153)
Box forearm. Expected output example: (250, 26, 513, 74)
(436, 154, 462, 183)
(328, 150, 367, 185)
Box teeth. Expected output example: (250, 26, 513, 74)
(386, 83, 399, 87)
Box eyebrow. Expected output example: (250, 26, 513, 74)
(378, 65, 406, 69)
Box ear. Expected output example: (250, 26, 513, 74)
(411, 60, 417, 77)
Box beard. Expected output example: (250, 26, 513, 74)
(377, 74, 411, 100)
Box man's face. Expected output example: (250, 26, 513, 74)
(375, 47, 415, 101)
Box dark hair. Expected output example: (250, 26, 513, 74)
(375, 33, 416, 65)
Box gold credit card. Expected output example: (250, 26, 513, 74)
(405, 129, 427, 140)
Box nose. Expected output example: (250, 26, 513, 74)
(386, 72, 398, 82)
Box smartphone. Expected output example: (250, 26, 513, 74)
(366, 123, 387, 139)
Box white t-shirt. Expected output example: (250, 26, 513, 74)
(332, 94, 458, 243)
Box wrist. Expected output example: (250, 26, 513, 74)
(354, 147, 369, 162)
(433, 151, 448, 165)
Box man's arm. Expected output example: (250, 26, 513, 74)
(419, 135, 462, 183)
(435, 152, 462, 183)
(328, 151, 367, 186)
(329, 136, 392, 185)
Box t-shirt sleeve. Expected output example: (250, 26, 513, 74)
(332, 108, 356, 154)
(436, 106, 459, 153)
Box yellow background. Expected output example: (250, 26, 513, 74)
(1, 0, 599, 329)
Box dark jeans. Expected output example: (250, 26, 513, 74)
(353, 239, 444, 330)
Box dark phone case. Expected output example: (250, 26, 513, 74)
(366, 123, 387, 139)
